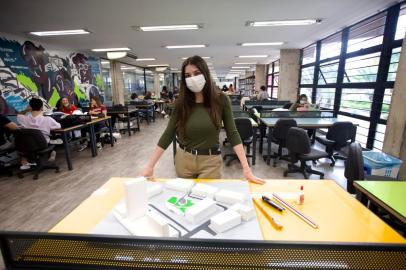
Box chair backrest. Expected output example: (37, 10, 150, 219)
(14, 129, 48, 153)
(286, 127, 311, 155)
(326, 122, 355, 148)
(344, 142, 365, 193)
(234, 118, 253, 140)
(283, 102, 293, 109)
(273, 119, 297, 140)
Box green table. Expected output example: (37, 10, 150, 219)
(354, 181, 406, 227)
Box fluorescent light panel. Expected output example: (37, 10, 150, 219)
(147, 64, 169, 67)
(231, 66, 250, 69)
(166, 45, 206, 49)
(241, 42, 283, 46)
(248, 19, 320, 27)
(29, 29, 90, 36)
(235, 62, 256, 64)
(139, 24, 200, 31)
(238, 55, 268, 58)
(107, 51, 127, 60)
(181, 56, 211, 59)
(92, 47, 131, 52)
(136, 58, 156, 61)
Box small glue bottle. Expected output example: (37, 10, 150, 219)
(297, 185, 305, 205)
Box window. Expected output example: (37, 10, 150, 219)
(344, 52, 381, 83)
(145, 69, 154, 92)
(272, 74, 279, 99)
(273, 60, 279, 73)
(315, 88, 335, 109)
(302, 44, 317, 65)
(267, 74, 273, 96)
(374, 124, 387, 150)
(121, 65, 145, 100)
(267, 60, 279, 99)
(380, 88, 393, 120)
(320, 32, 342, 60)
(338, 115, 370, 147)
(395, 3, 406, 40)
(101, 60, 112, 104)
(347, 12, 386, 53)
(341, 88, 374, 117)
(318, 60, 339, 85)
(300, 66, 314, 84)
(387, 47, 401, 81)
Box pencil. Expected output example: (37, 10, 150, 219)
(253, 199, 283, 230)
(272, 193, 319, 229)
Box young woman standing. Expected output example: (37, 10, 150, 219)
(140, 56, 264, 184)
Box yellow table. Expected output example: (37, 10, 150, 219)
(50, 178, 405, 243)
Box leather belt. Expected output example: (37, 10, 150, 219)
(179, 144, 221, 155)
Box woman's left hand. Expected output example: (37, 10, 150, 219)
(243, 168, 265, 184)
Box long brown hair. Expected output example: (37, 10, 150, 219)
(175, 55, 221, 139)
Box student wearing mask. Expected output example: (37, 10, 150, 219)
(17, 98, 61, 169)
(140, 56, 264, 184)
(89, 96, 107, 150)
(290, 94, 310, 111)
(59, 97, 77, 115)
(228, 84, 235, 93)
(257, 85, 269, 101)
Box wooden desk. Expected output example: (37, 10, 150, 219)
(50, 178, 405, 243)
(354, 181, 406, 228)
(107, 108, 139, 136)
(52, 116, 113, 170)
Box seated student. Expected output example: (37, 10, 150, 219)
(257, 85, 269, 101)
(221, 84, 228, 92)
(160, 86, 169, 100)
(130, 93, 140, 102)
(17, 98, 61, 169)
(0, 114, 18, 151)
(290, 94, 311, 111)
(228, 84, 235, 93)
(89, 96, 107, 150)
(59, 97, 77, 115)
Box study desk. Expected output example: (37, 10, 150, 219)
(354, 181, 406, 228)
(107, 108, 139, 136)
(258, 117, 354, 165)
(52, 116, 113, 170)
(50, 178, 405, 243)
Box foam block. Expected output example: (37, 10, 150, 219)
(210, 209, 241, 233)
(147, 183, 163, 198)
(147, 211, 170, 237)
(230, 203, 255, 221)
(165, 178, 195, 193)
(215, 189, 246, 205)
(185, 198, 217, 224)
(191, 183, 219, 199)
(124, 177, 148, 219)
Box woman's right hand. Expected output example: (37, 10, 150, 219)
(140, 165, 154, 178)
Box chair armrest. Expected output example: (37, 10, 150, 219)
(315, 136, 335, 146)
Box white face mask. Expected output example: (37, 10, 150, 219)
(185, 74, 206, 93)
(300, 100, 306, 104)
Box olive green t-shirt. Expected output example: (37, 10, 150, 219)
(157, 93, 242, 150)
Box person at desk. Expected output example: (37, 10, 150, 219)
(89, 96, 107, 150)
(228, 84, 235, 93)
(130, 93, 140, 102)
(160, 86, 169, 100)
(257, 85, 269, 101)
(17, 98, 61, 169)
(59, 97, 77, 115)
(290, 94, 314, 111)
(0, 114, 18, 151)
(140, 55, 264, 184)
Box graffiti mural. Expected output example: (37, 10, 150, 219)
(0, 36, 103, 113)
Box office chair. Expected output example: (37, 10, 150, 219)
(284, 127, 329, 179)
(267, 119, 297, 167)
(316, 121, 355, 166)
(223, 118, 254, 166)
(283, 102, 293, 109)
(14, 129, 60, 180)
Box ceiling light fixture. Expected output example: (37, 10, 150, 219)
(147, 64, 169, 67)
(166, 45, 207, 49)
(138, 24, 201, 31)
(234, 62, 257, 65)
(107, 51, 127, 60)
(135, 58, 156, 61)
(247, 19, 321, 27)
(92, 47, 131, 52)
(29, 29, 90, 36)
(121, 67, 136, 70)
(240, 42, 283, 46)
(238, 55, 268, 58)
(100, 61, 110, 64)
(231, 66, 250, 69)
(181, 56, 211, 60)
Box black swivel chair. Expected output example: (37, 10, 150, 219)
(223, 118, 254, 166)
(14, 129, 60, 180)
(268, 119, 297, 167)
(316, 121, 355, 166)
(284, 127, 330, 179)
(283, 102, 293, 109)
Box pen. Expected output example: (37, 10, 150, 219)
(262, 195, 285, 212)
(253, 199, 283, 230)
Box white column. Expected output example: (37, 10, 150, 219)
(382, 33, 406, 179)
(255, 64, 267, 93)
(110, 60, 125, 105)
(278, 49, 300, 102)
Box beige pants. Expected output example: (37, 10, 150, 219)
(175, 148, 222, 179)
